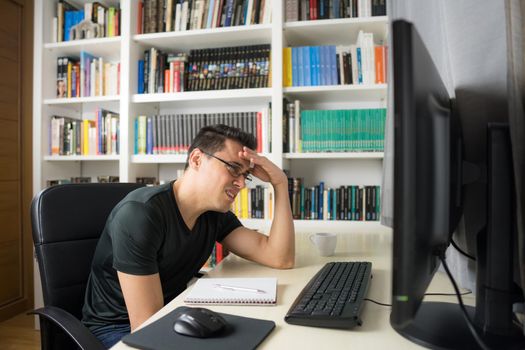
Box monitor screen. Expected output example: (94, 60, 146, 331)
(390, 19, 525, 349)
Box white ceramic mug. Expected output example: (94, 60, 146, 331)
(309, 232, 337, 256)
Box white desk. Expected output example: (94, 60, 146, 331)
(113, 228, 474, 349)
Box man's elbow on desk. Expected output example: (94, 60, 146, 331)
(265, 249, 295, 269)
(266, 255, 295, 270)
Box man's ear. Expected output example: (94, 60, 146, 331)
(188, 148, 202, 169)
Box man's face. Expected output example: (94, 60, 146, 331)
(200, 139, 252, 212)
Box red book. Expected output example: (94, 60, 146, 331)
(216, 0, 225, 27)
(164, 69, 170, 93)
(173, 61, 181, 92)
(375, 46, 386, 84)
(137, 1, 143, 34)
(310, 0, 317, 20)
(115, 8, 120, 36)
(256, 111, 263, 152)
(215, 242, 224, 263)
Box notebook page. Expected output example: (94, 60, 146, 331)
(184, 278, 277, 305)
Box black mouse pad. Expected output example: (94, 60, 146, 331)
(121, 306, 276, 350)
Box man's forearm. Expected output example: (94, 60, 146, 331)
(266, 182, 295, 268)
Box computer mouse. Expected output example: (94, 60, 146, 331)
(173, 307, 228, 338)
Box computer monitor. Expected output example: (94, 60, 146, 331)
(390, 19, 525, 349)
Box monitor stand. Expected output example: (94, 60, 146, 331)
(394, 301, 525, 350)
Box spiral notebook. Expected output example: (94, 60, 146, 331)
(184, 278, 277, 305)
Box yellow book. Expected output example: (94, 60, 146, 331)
(138, 116, 147, 154)
(240, 188, 249, 219)
(283, 47, 292, 87)
(235, 195, 241, 217)
(269, 189, 273, 220)
(83, 119, 90, 155)
(67, 61, 72, 98)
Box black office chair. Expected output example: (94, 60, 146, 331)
(30, 183, 144, 350)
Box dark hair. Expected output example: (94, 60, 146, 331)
(184, 124, 256, 169)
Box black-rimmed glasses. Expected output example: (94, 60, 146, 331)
(201, 150, 253, 182)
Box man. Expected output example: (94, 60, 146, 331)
(82, 124, 295, 348)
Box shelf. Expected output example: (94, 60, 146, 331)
(44, 155, 120, 161)
(132, 154, 187, 164)
(284, 152, 384, 159)
(44, 37, 121, 60)
(284, 16, 388, 46)
(44, 95, 120, 106)
(240, 218, 389, 234)
(283, 84, 387, 103)
(131, 153, 274, 164)
(132, 88, 272, 108)
(133, 24, 272, 52)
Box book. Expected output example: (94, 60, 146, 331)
(184, 278, 277, 305)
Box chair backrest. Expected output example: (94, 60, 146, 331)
(31, 183, 144, 319)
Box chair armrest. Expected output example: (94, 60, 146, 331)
(28, 306, 105, 350)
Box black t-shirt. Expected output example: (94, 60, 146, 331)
(81, 181, 242, 331)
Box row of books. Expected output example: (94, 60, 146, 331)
(139, 49, 188, 94)
(135, 107, 271, 155)
(283, 100, 385, 153)
(49, 110, 120, 156)
(139, 0, 272, 34)
(46, 176, 120, 187)
(283, 32, 386, 87)
(289, 179, 381, 221)
(285, 0, 386, 22)
(54, 1, 120, 42)
(230, 181, 381, 221)
(335, 45, 386, 85)
(138, 44, 271, 94)
(299, 108, 386, 152)
(56, 52, 120, 98)
(230, 186, 274, 220)
(45, 176, 159, 188)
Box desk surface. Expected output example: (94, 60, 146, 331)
(113, 228, 473, 350)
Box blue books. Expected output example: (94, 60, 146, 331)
(311, 47, 318, 86)
(80, 51, 96, 97)
(318, 181, 324, 219)
(330, 46, 338, 86)
(297, 47, 304, 86)
(357, 48, 363, 84)
(292, 47, 299, 86)
(303, 46, 311, 86)
(138, 60, 144, 94)
(224, 0, 235, 27)
(146, 117, 153, 154)
(206, 0, 216, 28)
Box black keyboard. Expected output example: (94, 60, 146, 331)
(284, 261, 372, 329)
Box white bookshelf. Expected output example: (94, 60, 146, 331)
(33, 0, 388, 221)
(32, 0, 389, 322)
